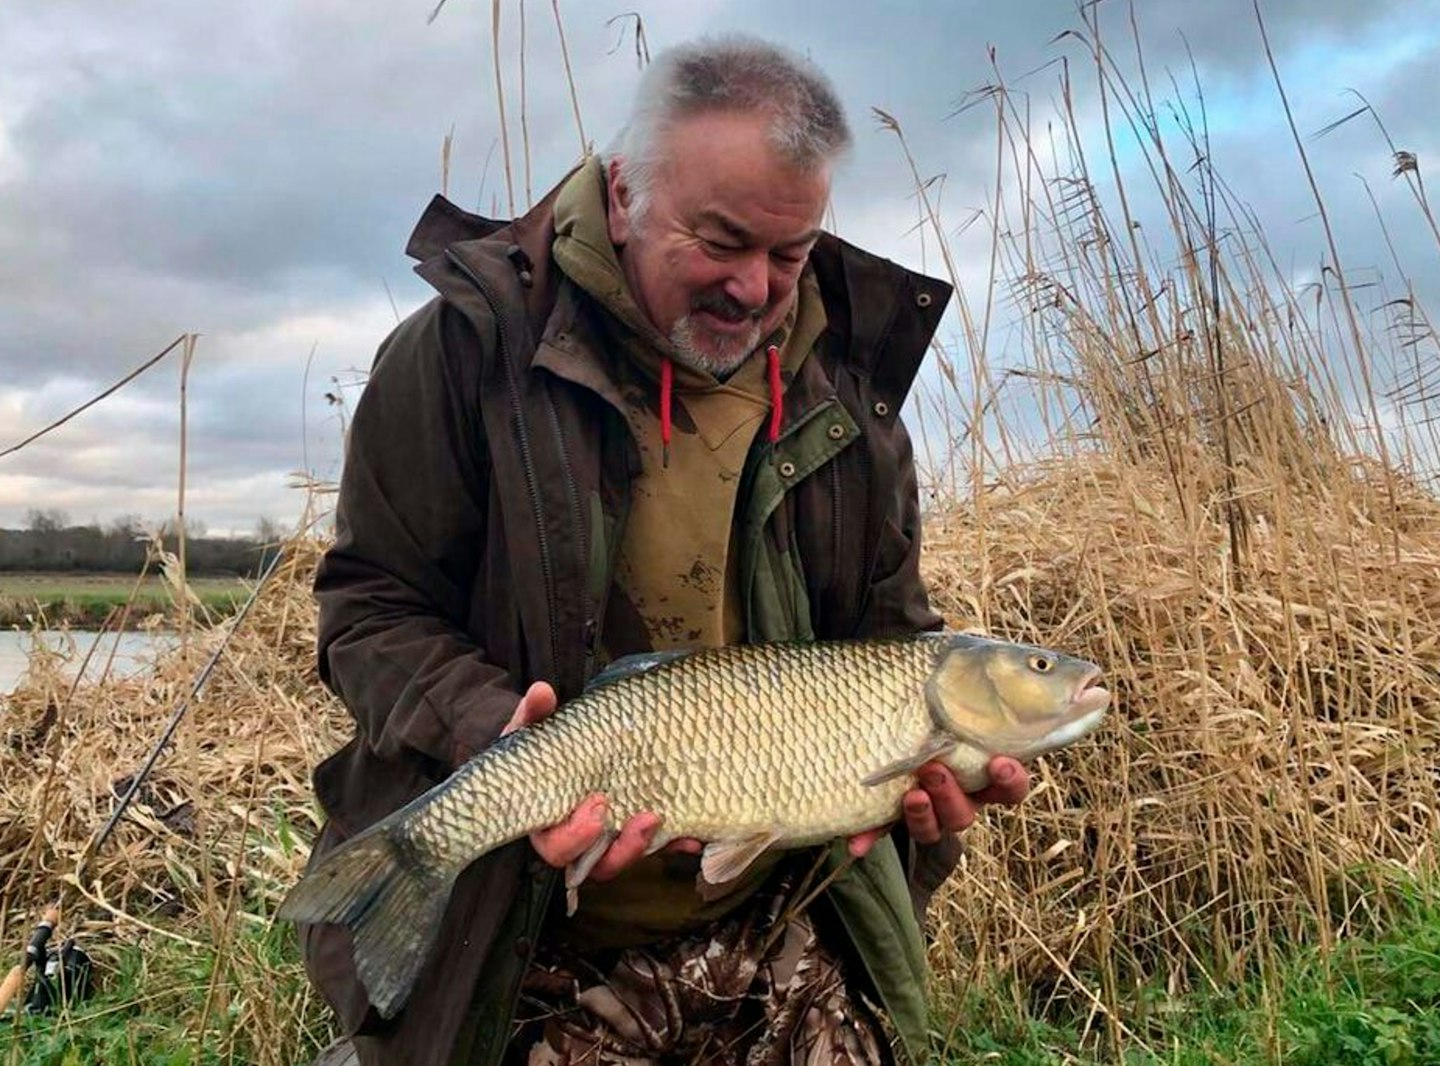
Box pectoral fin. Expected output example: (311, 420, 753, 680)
(564, 829, 619, 915)
(697, 832, 780, 900)
(860, 733, 958, 787)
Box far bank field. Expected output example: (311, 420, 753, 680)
(0, 571, 247, 627)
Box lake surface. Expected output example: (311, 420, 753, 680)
(0, 630, 176, 694)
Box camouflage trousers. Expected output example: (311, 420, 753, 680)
(508, 870, 890, 1065)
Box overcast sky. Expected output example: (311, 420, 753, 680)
(1, 0, 1437, 537)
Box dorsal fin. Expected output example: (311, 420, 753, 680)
(586, 649, 694, 691)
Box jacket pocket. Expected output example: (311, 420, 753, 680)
(867, 516, 913, 586)
(858, 516, 926, 636)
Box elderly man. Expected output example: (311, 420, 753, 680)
(301, 35, 1029, 1066)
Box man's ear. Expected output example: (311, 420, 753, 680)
(606, 158, 634, 246)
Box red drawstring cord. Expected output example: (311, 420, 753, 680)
(660, 357, 673, 468)
(766, 344, 783, 445)
(659, 346, 779, 469)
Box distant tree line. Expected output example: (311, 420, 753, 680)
(0, 509, 280, 575)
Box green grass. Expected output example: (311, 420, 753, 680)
(0, 573, 246, 627)
(0, 921, 332, 1066)
(1, 874, 1433, 1065)
(930, 873, 1440, 1065)
(0, 807, 335, 1066)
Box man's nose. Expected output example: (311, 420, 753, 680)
(723, 252, 769, 314)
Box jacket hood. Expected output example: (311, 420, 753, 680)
(549, 157, 668, 356)
(403, 167, 954, 413)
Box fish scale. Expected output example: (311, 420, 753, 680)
(568, 640, 933, 839)
(280, 631, 1110, 1020)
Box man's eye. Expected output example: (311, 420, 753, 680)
(703, 238, 741, 255)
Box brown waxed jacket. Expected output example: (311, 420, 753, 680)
(301, 175, 957, 1065)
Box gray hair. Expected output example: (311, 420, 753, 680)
(606, 35, 851, 221)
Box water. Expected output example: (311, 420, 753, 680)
(0, 630, 176, 694)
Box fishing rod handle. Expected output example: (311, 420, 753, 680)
(0, 965, 25, 1015)
(0, 906, 60, 1015)
(25, 908, 60, 964)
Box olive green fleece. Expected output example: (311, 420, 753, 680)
(551, 157, 826, 656)
(547, 158, 831, 948)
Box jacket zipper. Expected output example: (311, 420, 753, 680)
(445, 249, 563, 678)
(830, 459, 844, 619)
(541, 395, 590, 676)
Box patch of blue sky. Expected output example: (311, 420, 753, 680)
(1098, 16, 1438, 176)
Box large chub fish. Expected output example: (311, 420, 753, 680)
(280, 632, 1111, 1018)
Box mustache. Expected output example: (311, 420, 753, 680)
(691, 290, 764, 323)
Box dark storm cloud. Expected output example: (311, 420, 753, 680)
(2, 5, 458, 381)
(0, 0, 1436, 532)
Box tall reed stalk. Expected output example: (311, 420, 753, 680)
(900, 5, 1440, 1056)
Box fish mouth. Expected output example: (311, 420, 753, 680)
(1069, 666, 1111, 718)
(1019, 667, 1109, 751)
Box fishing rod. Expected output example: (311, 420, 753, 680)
(0, 544, 289, 1018)
(91, 543, 287, 853)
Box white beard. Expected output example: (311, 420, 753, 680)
(668, 313, 764, 378)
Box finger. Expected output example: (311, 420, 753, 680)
(588, 812, 662, 881)
(848, 826, 886, 858)
(967, 757, 1030, 807)
(530, 794, 607, 867)
(663, 838, 705, 856)
(918, 763, 977, 833)
(503, 681, 559, 735)
(902, 787, 943, 844)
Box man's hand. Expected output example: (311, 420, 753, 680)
(846, 756, 1030, 859)
(504, 682, 703, 880)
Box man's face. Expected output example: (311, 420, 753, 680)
(607, 110, 830, 375)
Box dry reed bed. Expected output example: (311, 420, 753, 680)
(920, 441, 1440, 1039)
(0, 447, 1435, 1052)
(0, 539, 347, 948)
(894, 9, 1440, 1041)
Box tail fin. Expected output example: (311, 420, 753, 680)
(279, 828, 456, 1019)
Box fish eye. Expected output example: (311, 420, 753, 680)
(1028, 654, 1054, 674)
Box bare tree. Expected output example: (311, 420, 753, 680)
(25, 507, 70, 533)
(254, 515, 285, 544)
(109, 513, 146, 537)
